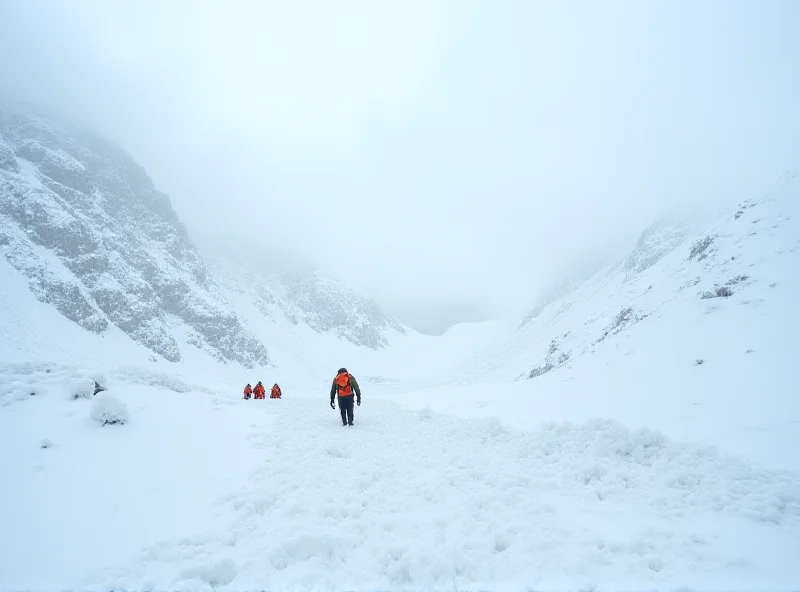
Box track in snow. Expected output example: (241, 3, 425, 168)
(86, 396, 800, 591)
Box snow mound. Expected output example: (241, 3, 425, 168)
(91, 393, 129, 426)
(65, 377, 96, 400)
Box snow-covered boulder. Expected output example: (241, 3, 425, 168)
(66, 377, 96, 400)
(90, 393, 129, 426)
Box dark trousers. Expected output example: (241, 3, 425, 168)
(338, 396, 354, 424)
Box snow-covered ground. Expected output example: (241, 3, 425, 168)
(2, 369, 798, 592)
(0, 373, 257, 588)
(1, 172, 799, 591)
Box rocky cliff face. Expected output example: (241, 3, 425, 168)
(1, 107, 405, 365)
(0, 107, 269, 367)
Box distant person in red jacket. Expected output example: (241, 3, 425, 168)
(253, 382, 266, 399)
(271, 384, 282, 399)
(243, 384, 252, 400)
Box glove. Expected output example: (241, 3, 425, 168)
(330, 400, 335, 409)
(357, 397, 361, 406)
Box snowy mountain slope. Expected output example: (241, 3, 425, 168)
(266, 169, 799, 397)
(279, 267, 407, 348)
(0, 107, 269, 367)
(0, 107, 405, 371)
(0, 257, 274, 404)
(205, 255, 408, 357)
(0, 232, 373, 407)
(416, 170, 800, 388)
(385, 170, 800, 470)
(508, 169, 800, 383)
(621, 216, 693, 277)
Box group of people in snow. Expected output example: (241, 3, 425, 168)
(241, 368, 363, 427)
(243, 381, 281, 400)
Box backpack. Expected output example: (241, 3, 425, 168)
(335, 372, 353, 396)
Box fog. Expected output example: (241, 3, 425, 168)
(2, 0, 799, 334)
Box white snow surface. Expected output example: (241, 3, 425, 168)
(1, 170, 800, 591)
(1, 368, 798, 592)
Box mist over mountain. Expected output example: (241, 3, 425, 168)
(386, 303, 491, 336)
(0, 106, 406, 366)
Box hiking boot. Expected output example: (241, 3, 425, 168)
(348, 422, 354, 426)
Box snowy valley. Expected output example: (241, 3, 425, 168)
(1, 108, 799, 591)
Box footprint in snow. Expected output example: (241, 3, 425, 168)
(326, 446, 351, 459)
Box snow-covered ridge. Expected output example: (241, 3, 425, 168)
(506, 170, 800, 382)
(206, 255, 408, 351)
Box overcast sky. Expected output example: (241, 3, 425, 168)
(2, 0, 799, 333)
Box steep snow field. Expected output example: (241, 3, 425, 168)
(1, 172, 799, 591)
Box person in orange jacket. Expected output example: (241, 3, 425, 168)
(243, 384, 252, 399)
(330, 367, 361, 426)
(253, 381, 266, 399)
(271, 383, 282, 399)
